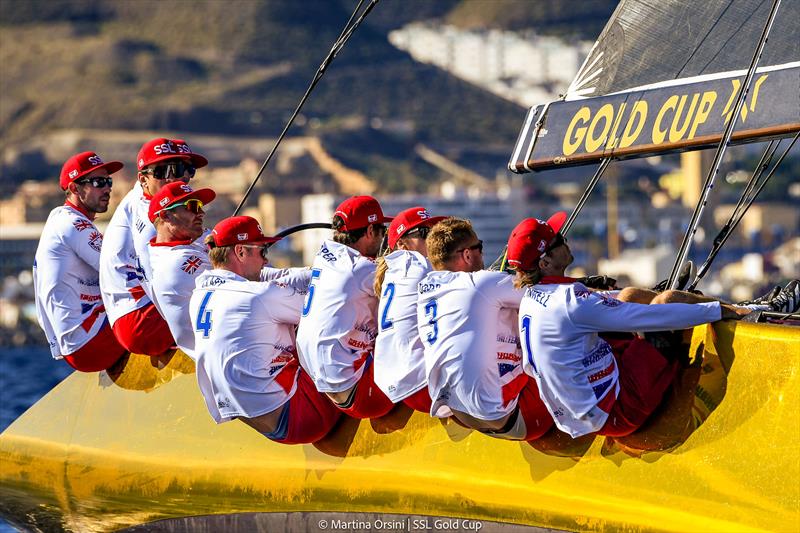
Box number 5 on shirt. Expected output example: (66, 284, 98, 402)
(425, 298, 438, 345)
(196, 290, 213, 338)
(302, 268, 322, 316)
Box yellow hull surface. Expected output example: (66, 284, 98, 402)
(1, 321, 798, 532)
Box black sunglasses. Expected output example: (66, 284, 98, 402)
(76, 176, 113, 188)
(455, 239, 483, 255)
(405, 226, 431, 239)
(144, 161, 196, 180)
(242, 244, 270, 260)
(544, 233, 567, 254)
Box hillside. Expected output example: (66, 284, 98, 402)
(0, 0, 615, 191)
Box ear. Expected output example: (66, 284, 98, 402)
(137, 172, 148, 185)
(539, 255, 551, 269)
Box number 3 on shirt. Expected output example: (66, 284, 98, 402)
(425, 298, 438, 345)
(302, 268, 322, 316)
(196, 291, 213, 338)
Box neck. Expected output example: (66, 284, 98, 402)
(65, 199, 95, 220)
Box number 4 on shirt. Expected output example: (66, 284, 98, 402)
(196, 290, 213, 338)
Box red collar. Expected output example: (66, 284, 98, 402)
(150, 237, 194, 247)
(540, 275, 577, 284)
(64, 200, 95, 221)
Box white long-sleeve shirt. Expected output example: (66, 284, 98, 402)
(33, 203, 108, 358)
(374, 250, 430, 403)
(418, 270, 525, 421)
(519, 282, 722, 437)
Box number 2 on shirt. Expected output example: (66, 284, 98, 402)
(302, 268, 322, 316)
(520, 314, 538, 375)
(425, 298, 438, 345)
(380, 282, 395, 331)
(196, 290, 213, 338)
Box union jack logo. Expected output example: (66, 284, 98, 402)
(73, 219, 93, 232)
(181, 255, 203, 274)
(88, 231, 102, 252)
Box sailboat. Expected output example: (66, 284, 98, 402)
(2, 1, 798, 531)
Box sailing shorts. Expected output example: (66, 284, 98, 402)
(598, 336, 679, 437)
(517, 377, 555, 441)
(63, 319, 127, 372)
(402, 387, 433, 414)
(266, 369, 342, 445)
(111, 303, 175, 356)
(336, 356, 395, 419)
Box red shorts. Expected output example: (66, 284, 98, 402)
(274, 369, 342, 445)
(63, 320, 127, 372)
(403, 388, 433, 414)
(112, 303, 175, 356)
(598, 337, 679, 437)
(338, 358, 394, 419)
(517, 378, 554, 441)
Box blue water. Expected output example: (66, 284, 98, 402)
(0, 345, 73, 432)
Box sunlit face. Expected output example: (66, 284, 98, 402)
(160, 200, 205, 241)
(396, 225, 431, 256)
(139, 157, 193, 196)
(71, 169, 112, 214)
(238, 244, 269, 281)
(539, 236, 574, 276)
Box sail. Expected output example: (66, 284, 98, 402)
(509, 0, 800, 172)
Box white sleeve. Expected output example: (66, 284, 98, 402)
(262, 283, 306, 326)
(65, 219, 102, 271)
(357, 261, 377, 297)
(261, 266, 312, 293)
(481, 272, 522, 309)
(568, 285, 722, 332)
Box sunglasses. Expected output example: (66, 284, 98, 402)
(455, 240, 483, 255)
(144, 161, 196, 180)
(404, 226, 431, 239)
(544, 233, 567, 254)
(162, 198, 204, 215)
(241, 244, 270, 260)
(76, 176, 113, 188)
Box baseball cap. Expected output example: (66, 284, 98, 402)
(333, 195, 393, 231)
(506, 212, 568, 271)
(388, 206, 447, 249)
(59, 151, 123, 190)
(210, 216, 281, 247)
(137, 138, 209, 170)
(148, 181, 216, 222)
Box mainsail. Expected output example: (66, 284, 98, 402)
(509, 0, 800, 172)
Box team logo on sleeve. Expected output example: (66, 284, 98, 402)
(88, 231, 102, 252)
(181, 255, 204, 274)
(73, 219, 93, 232)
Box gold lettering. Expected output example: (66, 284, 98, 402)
(619, 101, 648, 148)
(653, 95, 678, 144)
(586, 104, 614, 153)
(669, 93, 699, 142)
(563, 107, 591, 156)
(605, 102, 627, 149)
(688, 91, 716, 139)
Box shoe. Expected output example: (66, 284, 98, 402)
(738, 285, 780, 306)
(653, 261, 694, 292)
(767, 280, 800, 314)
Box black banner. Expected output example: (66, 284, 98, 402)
(509, 64, 800, 173)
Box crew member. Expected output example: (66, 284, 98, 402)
(147, 181, 216, 357)
(99, 137, 207, 355)
(296, 195, 395, 419)
(33, 151, 127, 371)
(507, 217, 753, 439)
(418, 218, 553, 441)
(191, 216, 341, 444)
(374, 206, 446, 413)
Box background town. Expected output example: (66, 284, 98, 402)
(1, 0, 798, 348)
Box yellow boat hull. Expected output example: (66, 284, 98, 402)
(1, 321, 798, 532)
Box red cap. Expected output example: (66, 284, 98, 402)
(506, 212, 567, 271)
(333, 195, 393, 231)
(211, 216, 281, 247)
(137, 138, 209, 170)
(148, 181, 216, 222)
(387, 206, 447, 249)
(59, 151, 123, 190)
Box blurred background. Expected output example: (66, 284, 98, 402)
(1, 0, 798, 428)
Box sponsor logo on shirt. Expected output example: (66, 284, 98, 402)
(596, 293, 622, 307)
(181, 255, 204, 274)
(497, 351, 521, 362)
(418, 282, 440, 294)
(135, 219, 146, 233)
(497, 333, 519, 345)
(347, 338, 371, 350)
(200, 276, 227, 287)
(575, 288, 592, 300)
(79, 293, 102, 302)
(72, 219, 94, 232)
(87, 231, 102, 253)
(581, 342, 613, 367)
(587, 361, 615, 383)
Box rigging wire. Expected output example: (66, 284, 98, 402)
(666, 0, 783, 290)
(233, 0, 379, 217)
(689, 130, 799, 290)
(561, 158, 611, 236)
